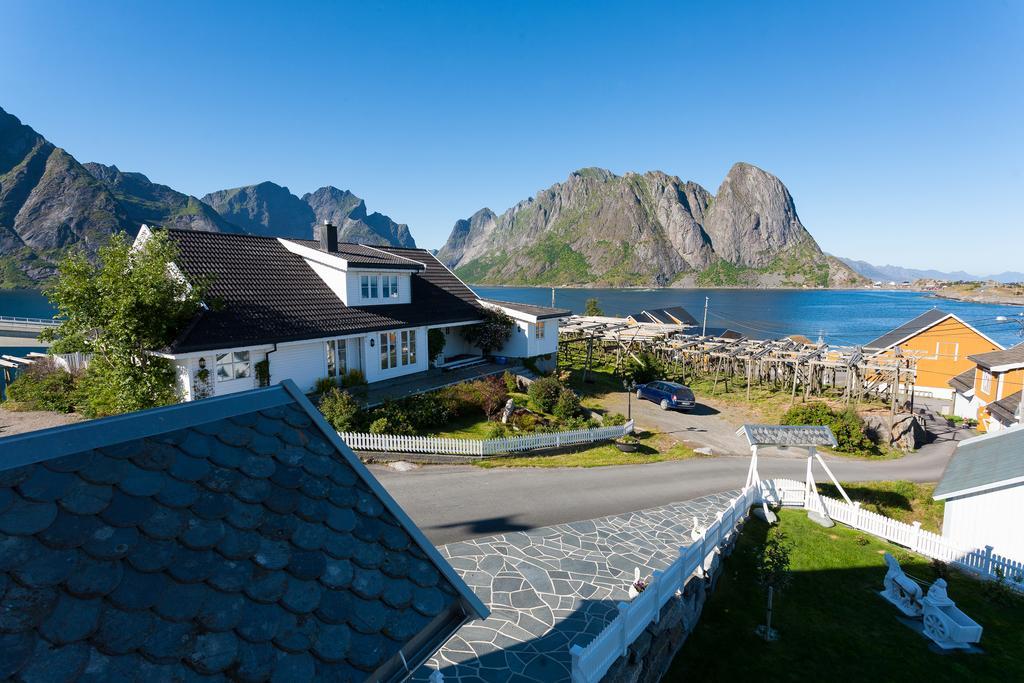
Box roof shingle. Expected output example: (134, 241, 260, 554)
(934, 423, 1024, 498)
(165, 230, 483, 353)
(0, 381, 485, 681)
(968, 343, 1024, 370)
(864, 309, 951, 351)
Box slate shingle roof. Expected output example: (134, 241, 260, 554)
(290, 240, 425, 270)
(737, 424, 838, 447)
(480, 299, 570, 320)
(988, 390, 1022, 427)
(165, 230, 484, 353)
(968, 343, 1024, 370)
(863, 309, 951, 351)
(934, 423, 1024, 499)
(948, 367, 976, 394)
(0, 381, 485, 682)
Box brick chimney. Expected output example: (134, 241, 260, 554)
(319, 220, 338, 252)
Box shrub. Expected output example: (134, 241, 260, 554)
(623, 351, 665, 385)
(254, 359, 270, 388)
(341, 369, 366, 387)
(484, 422, 509, 439)
(4, 360, 78, 413)
(314, 377, 336, 394)
(584, 297, 604, 316)
(528, 376, 563, 413)
(781, 402, 876, 454)
(603, 412, 628, 426)
(472, 376, 509, 417)
(461, 308, 514, 354)
(74, 356, 178, 418)
(503, 370, 518, 393)
(553, 388, 582, 421)
(319, 388, 363, 432)
(428, 329, 446, 364)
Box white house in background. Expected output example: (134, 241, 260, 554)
(135, 223, 568, 400)
(933, 421, 1024, 561)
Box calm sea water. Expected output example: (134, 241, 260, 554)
(1, 286, 1021, 353)
(474, 286, 1024, 348)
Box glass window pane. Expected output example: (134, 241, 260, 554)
(361, 276, 369, 298)
(338, 340, 346, 373)
(216, 353, 229, 364)
(401, 331, 409, 366)
(371, 277, 379, 298)
(389, 332, 397, 368)
(235, 363, 250, 379)
(326, 341, 335, 377)
(380, 334, 388, 369)
(408, 330, 416, 364)
(217, 365, 231, 380)
(234, 351, 249, 362)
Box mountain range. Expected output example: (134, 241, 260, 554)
(0, 105, 414, 287)
(438, 163, 864, 288)
(838, 258, 1024, 284)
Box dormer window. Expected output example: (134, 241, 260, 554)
(382, 275, 399, 299)
(360, 275, 379, 299)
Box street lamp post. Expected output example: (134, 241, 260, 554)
(623, 379, 636, 420)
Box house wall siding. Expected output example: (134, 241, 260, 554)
(898, 318, 1000, 395)
(942, 483, 1024, 560)
(269, 343, 325, 394)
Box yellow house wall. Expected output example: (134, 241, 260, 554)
(975, 367, 1024, 431)
(895, 318, 1000, 391)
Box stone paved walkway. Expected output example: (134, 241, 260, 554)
(412, 490, 740, 682)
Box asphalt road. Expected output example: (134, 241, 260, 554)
(373, 421, 961, 544)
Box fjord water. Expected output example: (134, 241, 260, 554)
(474, 287, 1023, 348)
(1, 287, 1021, 353)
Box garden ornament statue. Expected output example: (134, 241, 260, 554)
(880, 552, 924, 617)
(921, 578, 983, 650)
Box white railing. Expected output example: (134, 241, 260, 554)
(52, 351, 92, 372)
(339, 420, 634, 457)
(0, 315, 59, 328)
(794, 481, 1024, 589)
(569, 484, 759, 683)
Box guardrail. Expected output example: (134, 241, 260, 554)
(569, 484, 758, 683)
(0, 315, 59, 326)
(339, 420, 633, 457)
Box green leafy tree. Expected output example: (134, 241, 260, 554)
(584, 297, 604, 316)
(461, 308, 514, 355)
(428, 328, 447, 364)
(755, 527, 793, 641)
(40, 231, 204, 416)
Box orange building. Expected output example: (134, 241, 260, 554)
(864, 309, 1002, 400)
(968, 344, 1024, 432)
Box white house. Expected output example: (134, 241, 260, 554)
(933, 419, 1024, 561)
(137, 223, 568, 400)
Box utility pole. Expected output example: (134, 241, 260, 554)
(551, 287, 555, 308)
(702, 296, 709, 337)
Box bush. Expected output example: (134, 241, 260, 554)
(4, 360, 78, 413)
(74, 356, 178, 418)
(428, 329, 446, 364)
(342, 369, 366, 387)
(485, 422, 509, 439)
(528, 376, 563, 413)
(781, 402, 876, 454)
(603, 412, 628, 426)
(624, 351, 666, 385)
(369, 417, 391, 434)
(319, 388, 364, 432)
(503, 370, 518, 393)
(461, 308, 514, 354)
(369, 401, 416, 436)
(314, 377, 336, 394)
(553, 388, 582, 421)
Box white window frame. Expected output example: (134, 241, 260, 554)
(382, 274, 399, 299)
(535, 321, 546, 339)
(980, 369, 992, 394)
(325, 339, 348, 380)
(215, 350, 251, 382)
(361, 275, 380, 300)
(380, 330, 416, 370)
(935, 341, 959, 362)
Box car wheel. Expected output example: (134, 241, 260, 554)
(660, 399, 670, 411)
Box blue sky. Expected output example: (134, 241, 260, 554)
(2, 1, 1021, 272)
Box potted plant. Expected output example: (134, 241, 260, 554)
(615, 434, 640, 452)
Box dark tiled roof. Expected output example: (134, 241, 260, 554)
(934, 422, 1024, 498)
(863, 309, 951, 351)
(0, 382, 485, 682)
(949, 367, 976, 394)
(988, 390, 1022, 426)
(480, 299, 570, 320)
(165, 230, 483, 353)
(290, 240, 424, 270)
(969, 343, 1024, 370)
(628, 307, 697, 326)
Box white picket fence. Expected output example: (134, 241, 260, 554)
(770, 478, 1024, 587)
(339, 420, 634, 457)
(568, 484, 759, 683)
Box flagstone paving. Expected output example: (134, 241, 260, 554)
(412, 490, 740, 682)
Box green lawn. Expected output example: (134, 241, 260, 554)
(818, 481, 944, 533)
(667, 509, 1024, 681)
(475, 430, 703, 468)
(431, 412, 498, 439)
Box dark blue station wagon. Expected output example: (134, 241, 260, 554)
(636, 381, 696, 411)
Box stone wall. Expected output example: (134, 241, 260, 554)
(601, 524, 739, 683)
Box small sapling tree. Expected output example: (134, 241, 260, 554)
(755, 527, 793, 641)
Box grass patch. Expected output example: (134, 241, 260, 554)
(474, 430, 703, 468)
(668, 508, 1024, 680)
(818, 481, 944, 533)
(432, 412, 500, 439)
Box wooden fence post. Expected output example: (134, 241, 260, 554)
(910, 521, 921, 552)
